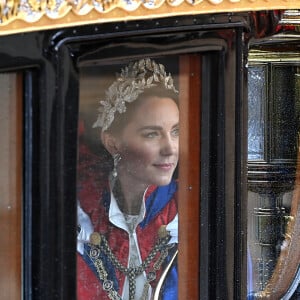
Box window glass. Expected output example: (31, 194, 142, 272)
(77, 57, 180, 300)
(0, 73, 23, 300)
(248, 65, 266, 161)
(247, 62, 300, 298)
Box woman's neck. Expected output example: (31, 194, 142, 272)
(113, 177, 147, 215)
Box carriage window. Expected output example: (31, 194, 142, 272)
(247, 57, 300, 298)
(0, 73, 23, 300)
(77, 57, 182, 299)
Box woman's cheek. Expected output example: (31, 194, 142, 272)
(124, 143, 154, 160)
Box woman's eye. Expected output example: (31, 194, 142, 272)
(171, 128, 179, 137)
(143, 131, 158, 138)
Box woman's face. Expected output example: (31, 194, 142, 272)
(113, 96, 179, 188)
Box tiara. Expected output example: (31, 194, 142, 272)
(92, 58, 178, 131)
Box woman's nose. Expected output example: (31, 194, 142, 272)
(160, 135, 178, 156)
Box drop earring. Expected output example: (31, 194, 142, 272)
(112, 153, 121, 178)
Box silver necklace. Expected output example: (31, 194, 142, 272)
(88, 230, 172, 300)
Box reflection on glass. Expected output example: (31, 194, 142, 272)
(247, 62, 300, 299)
(248, 66, 266, 161)
(0, 73, 22, 300)
(77, 58, 179, 300)
(272, 65, 299, 160)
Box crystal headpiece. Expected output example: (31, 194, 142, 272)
(93, 58, 178, 132)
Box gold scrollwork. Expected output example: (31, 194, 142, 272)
(0, 1, 298, 39)
(0, 0, 298, 25)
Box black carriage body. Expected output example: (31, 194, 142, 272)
(0, 13, 260, 300)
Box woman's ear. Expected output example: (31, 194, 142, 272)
(101, 131, 119, 155)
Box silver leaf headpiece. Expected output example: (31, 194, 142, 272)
(92, 58, 178, 132)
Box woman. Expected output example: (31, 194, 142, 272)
(77, 58, 179, 300)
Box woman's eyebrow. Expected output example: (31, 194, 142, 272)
(138, 125, 163, 131)
(138, 123, 179, 131)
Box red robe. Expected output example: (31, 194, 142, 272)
(77, 144, 178, 300)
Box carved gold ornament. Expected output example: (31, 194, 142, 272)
(0, 0, 299, 36)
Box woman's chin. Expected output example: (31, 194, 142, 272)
(151, 175, 173, 187)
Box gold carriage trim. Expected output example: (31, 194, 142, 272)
(0, 0, 299, 35)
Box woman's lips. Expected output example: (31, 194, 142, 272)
(153, 163, 174, 171)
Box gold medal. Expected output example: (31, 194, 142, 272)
(158, 225, 169, 239)
(90, 232, 101, 246)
